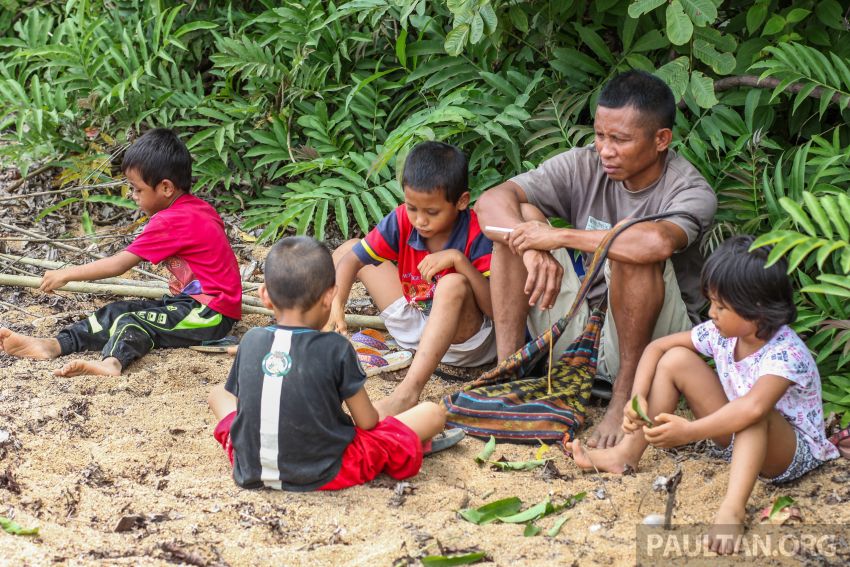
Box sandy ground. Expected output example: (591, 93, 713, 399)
(1, 288, 850, 567)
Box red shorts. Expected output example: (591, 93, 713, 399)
(213, 413, 424, 490)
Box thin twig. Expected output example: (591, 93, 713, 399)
(3, 163, 56, 193)
(0, 299, 37, 317)
(0, 235, 130, 243)
(581, 450, 620, 521)
(0, 180, 125, 202)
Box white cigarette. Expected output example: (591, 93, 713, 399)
(485, 226, 514, 234)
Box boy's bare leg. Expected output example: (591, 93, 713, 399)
(208, 383, 238, 422)
(394, 401, 446, 442)
(54, 356, 122, 377)
(0, 328, 61, 359)
(706, 410, 796, 555)
(588, 260, 664, 449)
(571, 347, 729, 472)
(375, 273, 483, 418)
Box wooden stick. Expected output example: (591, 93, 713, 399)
(0, 221, 168, 283)
(0, 181, 124, 203)
(0, 273, 386, 329)
(0, 254, 262, 294)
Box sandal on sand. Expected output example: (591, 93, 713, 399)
(829, 426, 850, 460)
(425, 428, 465, 456)
(351, 329, 397, 353)
(189, 336, 239, 353)
(358, 350, 413, 377)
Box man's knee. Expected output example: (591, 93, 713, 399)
(609, 259, 664, 281)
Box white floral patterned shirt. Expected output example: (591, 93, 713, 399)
(691, 321, 839, 461)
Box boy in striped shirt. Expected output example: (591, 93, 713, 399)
(328, 141, 495, 417)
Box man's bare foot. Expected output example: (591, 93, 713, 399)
(568, 439, 636, 474)
(54, 357, 122, 377)
(587, 395, 627, 448)
(705, 505, 746, 555)
(0, 328, 61, 359)
(374, 389, 419, 420)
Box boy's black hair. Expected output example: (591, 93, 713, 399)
(264, 236, 335, 311)
(597, 70, 676, 134)
(401, 141, 468, 204)
(701, 235, 796, 340)
(121, 128, 193, 192)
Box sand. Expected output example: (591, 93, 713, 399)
(1, 288, 849, 567)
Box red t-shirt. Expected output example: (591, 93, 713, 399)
(352, 206, 492, 313)
(126, 194, 242, 320)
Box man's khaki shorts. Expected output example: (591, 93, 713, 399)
(527, 249, 693, 383)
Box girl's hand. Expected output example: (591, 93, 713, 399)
(418, 249, 461, 283)
(622, 394, 648, 433)
(40, 269, 71, 293)
(642, 413, 694, 448)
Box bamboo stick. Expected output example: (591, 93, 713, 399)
(0, 273, 385, 329)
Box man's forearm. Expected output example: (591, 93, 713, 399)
(558, 224, 680, 264)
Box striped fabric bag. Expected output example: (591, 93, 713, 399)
(442, 307, 603, 445)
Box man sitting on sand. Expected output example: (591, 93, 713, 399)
(474, 70, 717, 448)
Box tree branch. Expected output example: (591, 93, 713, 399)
(713, 74, 848, 107)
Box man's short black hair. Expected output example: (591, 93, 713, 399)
(264, 236, 335, 311)
(597, 70, 676, 133)
(701, 235, 796, 341)
(121, 128, 193, 192)
(401, 141, 468, 203)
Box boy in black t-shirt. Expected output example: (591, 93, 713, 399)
(208, 236, 461, 491)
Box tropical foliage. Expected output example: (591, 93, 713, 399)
(0, 0, 848, 424)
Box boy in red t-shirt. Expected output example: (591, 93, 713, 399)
(327, 141, 495, 418)
(0, 129, 242, 376)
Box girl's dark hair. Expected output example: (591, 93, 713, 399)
(700, 235, 796, 340)
(121, 128, 193, 192)
(401, 141, 468, 203)
(264, 236, 335, 311)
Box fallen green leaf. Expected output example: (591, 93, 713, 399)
(0, 516, 39, 536)
(499, 499, 551, 524)
(488, 458, 549, 471)
(523, 522, 541, 537)
(631, 395, 653, 427)
(769, 496, 795, 520)
(459, 497, 522, 525)
(421, 551, 486, 566)
(546, 516, 570, 537)
(474, 436, 496, 465)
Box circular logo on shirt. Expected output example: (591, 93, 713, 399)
(262, 351, 292, 377)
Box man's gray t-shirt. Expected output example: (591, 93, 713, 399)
(511, 146, 716, 319)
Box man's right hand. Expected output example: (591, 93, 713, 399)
(521, 249, 563, 310)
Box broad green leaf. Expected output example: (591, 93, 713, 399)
(785, 8, 810, 24)
(780, 197, 818, 237)
(746, 3, 768, 34)
(654, 57, 690, 101)
(575, 24, 614, 65)
(547, 516, 570, 537)
(631, 30, 667, 53)
(816, 0, 844, 30)
(499, 499, 551, 523)
(475, 436, 496, 464)
(81, 210, 94, 235)
(627, 0, 666, 18)
(631, 395, 652, 426)
(444, 25, 470, 56)
(470, 12, 484, 44)
(395, 28, 407, 68)
(36, 197, 80, 220)
(421, 552, 486, 566)
(479, 3, 497, 33)
(802, 192, 833, 239)
(0, 516, 39, 536)
(459, 497, 523, 525)
(86, 194, 136, 209)
(769, 496, 795, 519)
(488, 459, 549, 471)
(681, 0, 716, 26)
(688, 71, 718, 108)
(762, 14, 785, 35)
(692, 39, 735, 75)
(666, 0, 693, 45)
(523, 523, 541, 537)
(174, 20, 218, 37)
(509, 5, 528, 33)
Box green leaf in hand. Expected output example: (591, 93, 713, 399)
(631, 395, 653, 427)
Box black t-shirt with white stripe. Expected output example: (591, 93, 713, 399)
(224, 325, 366, 491)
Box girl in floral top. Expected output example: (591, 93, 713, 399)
(569, 235, 838, 555)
